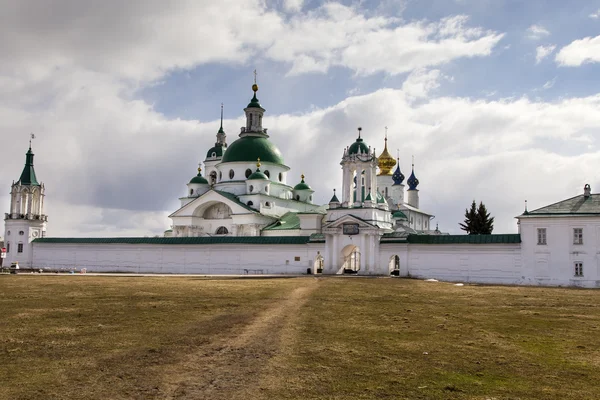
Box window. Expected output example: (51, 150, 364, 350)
(574, 262, 583, 277)
(245, 169, 252, 178)
(229, 169, 235, 179)
(537, 228, 547, 245)
(247, 201, 253, 206)
(249, 185, 254, 192)
(6, 243, 9, 253)
(18, 243, 23, 253)
(216, 226, 228, 235)
(210, 171, 217, 185)
(264, 170, 270, 178)
(6, 231, 10, 236)
(294, 256, 301, 262)
(265, 186, 269, 193)
(190, 189, 193, 196)
(265, 202, 271, 207)
(573, 228, 583, 245)
(248, 114, 253, 128)
(219, 171, 222, 181)
(296, 195, 300, 201)
(309, 195, 312, 202)
(278, 172, 283, 182)
(19, 231, 24, 236)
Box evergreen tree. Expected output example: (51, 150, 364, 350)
(476, 201, 494, 234)
(459, 200, 494, 234)
(459, 200, 478, 234)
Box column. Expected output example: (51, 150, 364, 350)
(360, 234, 366, 272)
(342, 166, 349, 205)
(356, 167, 363, 206)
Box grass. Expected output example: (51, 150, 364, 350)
(1, 275, 600, 399)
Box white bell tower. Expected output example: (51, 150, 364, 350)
(4, 141, 47, 268)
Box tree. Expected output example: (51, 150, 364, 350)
(460, 200, 494, 234)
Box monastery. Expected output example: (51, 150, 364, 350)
(4, 83, 600, 287)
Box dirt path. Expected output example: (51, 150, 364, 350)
(161, 278, 319, 400)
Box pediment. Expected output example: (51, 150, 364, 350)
(322, 214, 377, 230)
(169, 190, 256, 218)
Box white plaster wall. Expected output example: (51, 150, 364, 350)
(32, 243, 326, 275)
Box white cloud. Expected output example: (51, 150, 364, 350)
(590, 9, 600, 18)
(283, 0, 304, 12)
(535, 44, 556, 64)
(401, 69, 442, 99)
(0, 2, 503, 80)
(542, 77, 556, 90)
(526, 24, 550, 40)
(556, 35, 600, 66)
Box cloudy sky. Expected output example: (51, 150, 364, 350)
(1, 0, 599, 237)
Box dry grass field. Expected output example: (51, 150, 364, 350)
(1, 275, 600, 400)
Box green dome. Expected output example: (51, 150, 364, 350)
(206, 144, 225, 159)
(248, 169, 268, 180)
(221, 136, 284, 164)
(294, 178, 311, 191)
(190, 174, 209, 185)
(348, 137, 369, 155)
(247, 93, 263, 109)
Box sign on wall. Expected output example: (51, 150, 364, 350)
(343, 223, 360, 235)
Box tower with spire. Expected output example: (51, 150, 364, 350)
(375, 127, 398, 206)
(4, 140, 47, 268)
(204, 103, 228, 185)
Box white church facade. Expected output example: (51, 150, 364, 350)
(4, 83, 600, 287)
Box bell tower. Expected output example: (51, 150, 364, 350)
(4, 141, 48, 268)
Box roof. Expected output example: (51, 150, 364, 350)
(520, 194, 600, 217)
(246, 91, 263, 109)
(189, 171, 209, 184)
(263, 212, 301, 231)
(213, 190, 257, 212)
(248, 169, 268, 180)
(407, 168, 419, 190)
(33, 236, 313, 245)
(206, 144, 225, 159)
(407, 234, 521, 244)
(293, 178, 311, 191)
(221, 136, 284, 164)
(348, 137, 369, 155)
(18, 147, 40, 186)
(392, 210, 408, 219)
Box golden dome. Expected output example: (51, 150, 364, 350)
(377, 136, 396, 175)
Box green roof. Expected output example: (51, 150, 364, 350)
(18, 147, 39, 186)
(294, 177, 311, 191)
(406, 234, 521, 244)
(263, 212, 301, 231)
(33, 236, 312, 245)
(246, 93, 263, 109)
(522, 194, 600, 216)
(329, 192, 340, 203)
(392, 210, 408, 219)
(348, 137, 369, 155)
(248, 168, 268, 180)
(221, 136, 284, 164)
(206, 144, 225, 159)
(189, 170, 209, 184)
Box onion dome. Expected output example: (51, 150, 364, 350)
(248, 158, 269, 180)
(392, 210, 408, 220)
(348, 127, 369, 155)
(294, 174, 312, 190)
(392, 159, 405, 185)
(189, 165, 209, 184)
(407, 165, 419, 190)
(377, 134, 395, 175)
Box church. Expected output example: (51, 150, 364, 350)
(4, 82, 600, 287)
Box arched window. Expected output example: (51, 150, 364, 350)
(210, 171, 217, 185)
(265, 202, 271, 207)
(245, 169, 252, 178)
(249, 185, 254, 192)
(212, 152, 216, 158)
(216, 226, 228, 235)
(385, 187, 388, 197)
(309, 195, 313, 202)
(295, 195, 300, 201)
(18, 243, 24, 253)
(278, 172, 283, 182)
(229, 169, 235, 179)
(190, 189, 194, 196)
(248, 114, 253, 128)
(6, 242, 10, 253)
(394, 255, 400, 270)
(247, 201, 253, 206)
(264, 170, 270, 178)
(265, 186, 269, 193)
(219, 171, 222, 181)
